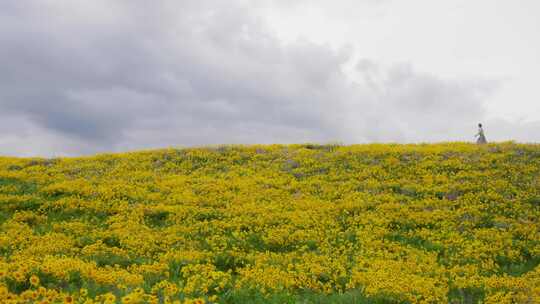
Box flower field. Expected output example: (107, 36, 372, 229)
(0, 143, 539, 303)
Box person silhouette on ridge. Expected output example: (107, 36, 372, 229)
(475, 123, 487, 144)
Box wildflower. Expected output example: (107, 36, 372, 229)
(104, 293, 116, 304)
(38, 287, 47, 296)
(13, 271, 25, 282)
(0, 143, 538, 302)
(121, 295, 133, 304)
(64, 295, 74, 304)
(29, 275, 40, 287)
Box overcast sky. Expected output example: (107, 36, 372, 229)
(1, 0, 539, 156)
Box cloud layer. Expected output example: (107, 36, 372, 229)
(0, 1, 534, 156)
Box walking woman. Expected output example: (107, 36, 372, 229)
(475, 123, 487, 144)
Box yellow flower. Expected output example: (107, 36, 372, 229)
(13, 271, 25, 282)
(105, 293, 116, 304)
(122, 295, 133, 304)
(80, 288, 88, 297)
(38, 286, 47, 296)
(29, 275, 40, 287)
(64, 295, 74, 304)
(0, 143, 538, 303)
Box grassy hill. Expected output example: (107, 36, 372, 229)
(0, 143, 539, 303)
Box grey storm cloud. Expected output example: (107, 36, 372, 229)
(0, 0, 525, 156)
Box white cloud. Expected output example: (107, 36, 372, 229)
(0, 0, 536, 156)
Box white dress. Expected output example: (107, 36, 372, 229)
(476, 127, 487, 144)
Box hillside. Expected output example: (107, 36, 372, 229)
(0, 143, 539, 303)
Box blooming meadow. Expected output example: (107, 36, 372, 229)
(0, 143, 539, 303)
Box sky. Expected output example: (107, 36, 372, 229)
(1, 0, 539, 156)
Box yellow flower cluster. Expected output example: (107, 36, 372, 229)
(0, 143, 538, 303)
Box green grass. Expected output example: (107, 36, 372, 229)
(496, 255, 540, 277)
(219, 289, 402, 304)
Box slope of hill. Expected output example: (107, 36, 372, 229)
(0, 143, 539, 303)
